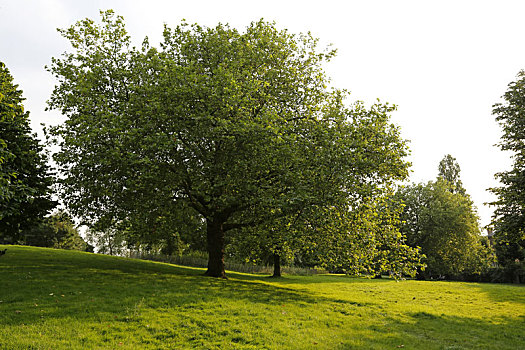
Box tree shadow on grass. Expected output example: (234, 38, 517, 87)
(404, 311, 525, 349)
(332, 311, 525, 350)
(1, 247, 351, 328)
(460, 281, 525, 305)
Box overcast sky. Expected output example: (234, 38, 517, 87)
(1, 0, 524, 228)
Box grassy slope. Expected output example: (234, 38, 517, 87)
(0, 246, 523, 349)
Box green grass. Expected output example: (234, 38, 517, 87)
(0, 245, 524, 349)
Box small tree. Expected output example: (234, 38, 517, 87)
(227, 215, 302, 277)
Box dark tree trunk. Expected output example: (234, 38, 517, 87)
(416, 267, 427, 280)
(513, 270, 520, 284)
(204, 218, 227, 278)
(272, 253, 281, 277)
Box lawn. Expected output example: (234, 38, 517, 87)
(0, 245, 523, 349)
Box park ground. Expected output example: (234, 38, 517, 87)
(0, 245, 524, 349)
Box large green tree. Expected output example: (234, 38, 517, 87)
(490, 70, 525, 281)
(48, 11, 417, 277)
(0, 61, 55, 243)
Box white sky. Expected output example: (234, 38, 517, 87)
(1, 0, 523, 228)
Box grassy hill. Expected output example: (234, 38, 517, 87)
(0, 245, 523, 349)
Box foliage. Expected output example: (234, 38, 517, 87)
(305, 195, 423, 278)
(396, 179, 492, 278)
(24, 211, 89, 250)
(0, 62, 15, 201)
(0, 61, 55, 243)
(1, 246, 524, 349)
(48, 11, 416, 278)
(124, 201, 206, 256)
(226, 220, 296, 269)
(490, 70, 525, 281)
(230, 194, 424, 279)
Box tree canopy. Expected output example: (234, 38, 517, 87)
(48, 11, 420, 278)
(0, 61, 56, 244)
(490, 70, 525, 281)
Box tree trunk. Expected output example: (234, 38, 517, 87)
(416, 267, 427, 280)
(204, 218, 227, 278)
(513, 269, 520, 284)
(272, 253, 281, 277)
(108, 238, 113, 256)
